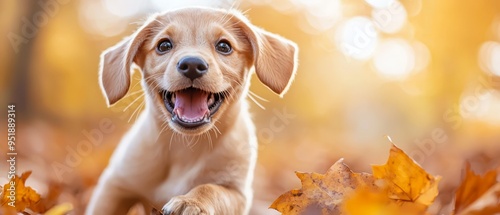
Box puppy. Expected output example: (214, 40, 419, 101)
(86, 7, 298, 215)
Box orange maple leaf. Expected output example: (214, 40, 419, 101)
(271, 144, 440, 215)
(453, 163, 500, 215)
(270, 159, 377, 214)
(342, 185, 429, 215)
(343, 144, 440, 215)
(0, 171, 42, 212)
(372, 144, 441, 206)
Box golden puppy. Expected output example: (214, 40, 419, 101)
(86, 7, 298, 215)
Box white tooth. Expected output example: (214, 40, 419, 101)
(171, 93, 176, 104)
(207, 94, 214, 106)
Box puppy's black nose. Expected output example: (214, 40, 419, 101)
(177, 57, 208, 80)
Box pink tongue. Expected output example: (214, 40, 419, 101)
(174, 89, 209, 120)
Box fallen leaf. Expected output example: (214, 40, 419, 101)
(269, 189, 308, 215)
(372, 144, 441, 206)
(270, 159, 376, 215)
(271, 144, 441, 215)
(31, 183, 63, 213)
(342, 144, 439, 215)
(454, 163, 500, 215)
(0, 171, 42, 212)
(343, 185, 429, 215)
(43, 203, 73, 215)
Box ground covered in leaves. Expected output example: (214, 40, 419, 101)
(1, 143, 499, 215)
(270, 144, 500, 215)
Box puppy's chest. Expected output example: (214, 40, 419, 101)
(150, 158, 207, 204)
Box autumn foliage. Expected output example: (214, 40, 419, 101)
(0, 172, 70, 215)
(1, 144, 499, 214)
(270, 144, 500, 215)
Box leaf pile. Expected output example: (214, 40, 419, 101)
(0, 172, 71, 215)
(270, 144, 500, 215)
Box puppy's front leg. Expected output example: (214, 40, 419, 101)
(86, 180, 137, 215)
(162, 184, 247, 215)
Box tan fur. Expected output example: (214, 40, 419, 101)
(87, 7, 298, 215)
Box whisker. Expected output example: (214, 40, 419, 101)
(123, 94, 145, 112)
(169, 130, 177, 151)
(248, 93, 266, 110)
(121, 89, 145, 100)
(240, 8, 252, 16)
(135, 102, 146, 122)
(212, 123, 222, 136)
(206, 132, 213, 151)
(249, 91, 269, 102)
(128, 100, 145, 123)
(156, 120, 170, 143)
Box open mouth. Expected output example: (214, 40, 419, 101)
(160, 87, 225, 129)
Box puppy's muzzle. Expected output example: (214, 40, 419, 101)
(177, 56, 208, 80)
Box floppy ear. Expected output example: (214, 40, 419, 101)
(99, 16, 158, 106)
(236, 15, 298, 96)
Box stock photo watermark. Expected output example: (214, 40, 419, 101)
(257, 107, 296, 146)
(340, 1, 404, 59)
(410, 76, 500, 164)
(7, 0, 70, 53)
(6, 104, 17, 207)
(211, 106, 297, 184)
(51, 118, 115, 181)
(50, 88, 143, 181)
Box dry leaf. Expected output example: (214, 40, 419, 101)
(454, 164, 500, 215)
(372, 144, 441, 206)
(31, 183, 63, 213)
(270, 159, 376, 215)
(43, 203, 73, 215)
(459, 183, 500, 215)
(0, 171, 42, 212)
(271, 144, 440, 215)
(342, 185, 429, 215)
(343, 144, 439, 215)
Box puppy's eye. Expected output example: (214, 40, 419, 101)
(215, 40, 232, 54)
(157, 39, 173, 54)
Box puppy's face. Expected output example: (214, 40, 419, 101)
(99, 7, 298, 136)
(142, 9, 253, 134)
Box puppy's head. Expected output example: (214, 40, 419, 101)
(99, 7, 298, 135)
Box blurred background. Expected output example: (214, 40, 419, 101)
(1, 0, 500, 214)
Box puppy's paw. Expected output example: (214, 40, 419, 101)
(161, 196, 213, 215)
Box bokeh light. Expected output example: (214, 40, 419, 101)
(460, 89, 500, 125)
(102, 0, 143, 17)
(303, 0, 342, 32)
(412, 41, 431, 71)
(479, 41, 500, 76)
(78, 0, 128, 37)
(373, 38, 415, 80)
(151, 0, 227, 11)
(364, 0, 395, 9)
(1, 1, 500, 214)
(371, 0, 407, 34)
(335, 16, 378, 60)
